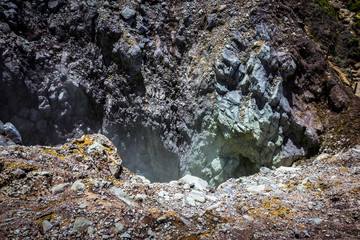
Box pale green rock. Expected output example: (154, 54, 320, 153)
(72, 217, 92, 232)
(110, 187, 136, 206)
(51, 183, 70, 194)
(71, 180, 86, 192)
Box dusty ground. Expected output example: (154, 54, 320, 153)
(0, 134, 359, 239)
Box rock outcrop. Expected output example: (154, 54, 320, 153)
(0, 0, 359, 184)
(0, 134, 359, 239)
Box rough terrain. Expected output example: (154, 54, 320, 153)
(0, 134, 359, 239)
(1, 0, 359, 184)
(0, 1, 360, 238)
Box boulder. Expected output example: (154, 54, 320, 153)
(4, 122, 22, 144)
(179, 175, 208, 191)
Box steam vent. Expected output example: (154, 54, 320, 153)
(1, 0, 360, 239)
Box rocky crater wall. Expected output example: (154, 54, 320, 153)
(0, 0, 359, 185)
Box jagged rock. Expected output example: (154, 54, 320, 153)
(42, 220, 53, 233)
(0, 0, 359, 188)
(4, 122, 22, 145)
(113, 42, 142, 75)
(72, 217, 92, 233)
(329, 85, 350, 112)
(108, 163, 122, 178)
(121, 6, 136, 20)
(207, 14, 217, 30)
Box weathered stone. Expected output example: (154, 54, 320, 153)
(115, 222, 124, 232)
(189, 190, 206, 203)
(42, 220, 53, 233)
(121, 6, 136, 20)
(207, 14, 217, 30)
(135, 194, 147, 202)
(0, 136, 6, 146)
(71, 180, 86, 192)
(4, 122, 22, 144)
(0, 120, 4, 134)
(72, 217, 92, 232)
(179, 175, 208, 191)
(51, 183, 70, 194)
(108, 163, 122, 178)
(110, 187, 136, 206)
(329, 85, 350, 112)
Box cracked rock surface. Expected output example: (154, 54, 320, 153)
(1, 0, 359, 184)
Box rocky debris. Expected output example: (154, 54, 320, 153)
(0, 135, 359, 239)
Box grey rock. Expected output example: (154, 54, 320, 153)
(0, 120, 5, 134)
(113, 42, 142, 75)
(121, 6, 136, 20)
(71, 180, 86, 192)
(51, 183, 70, 194)
(110, 187, 136, 206)
(186, 196, 196, 206)
(189, 190, 206, 203)
(108, 163, 122, 178)
(179, 175, 208, 191)
(11, 168, 26, 178)
(72, 217, 92, 232)
(222, 49, 240, 69)
(137, 25, 149, 35)
(243, 215, 253, 220)
(119, 233, 131, 239)
(135, 194, 147, 202)
(311, 218, 323, 225)
(43, 220, 53, 233)
(4, 122, 22, 144)
(207, 14, 217, 30)
(0, 136, 6, 146)
(88, 226, 95, 235)
(115, 222, 124, 232)
(257, 42, 272, 64)
(48, 0, 60, 12)
(277, 52, 296, 77)
(38, 96, 51, 117)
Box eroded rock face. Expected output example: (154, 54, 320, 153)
(0, 0, 359, 184)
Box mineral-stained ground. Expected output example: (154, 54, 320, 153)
(0, 134, 359, 239)
(0, 0, 360, 239)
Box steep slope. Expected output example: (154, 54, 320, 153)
(0, 0, 359, 184)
